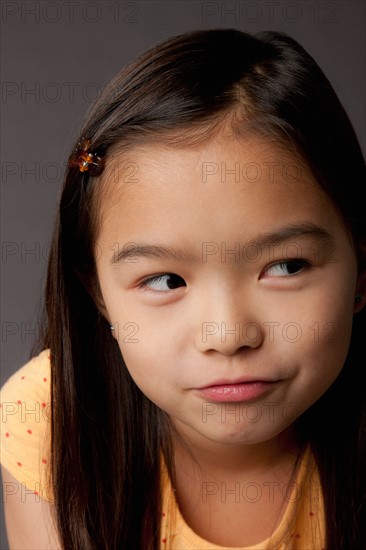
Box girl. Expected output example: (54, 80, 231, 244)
(1, 28, 365, 550)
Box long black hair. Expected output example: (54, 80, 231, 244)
(36, 29, 365, 548)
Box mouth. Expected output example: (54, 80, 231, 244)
(195, 379, 279, 403)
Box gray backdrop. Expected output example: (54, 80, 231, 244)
(1, 1, 365, 548)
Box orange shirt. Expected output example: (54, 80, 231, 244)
(1, 350, 325, 549)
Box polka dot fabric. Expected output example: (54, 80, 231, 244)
(0, 349, 53, 502)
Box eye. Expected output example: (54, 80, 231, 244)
(264, 259, 310, 277)
(138, 273, 186, 292)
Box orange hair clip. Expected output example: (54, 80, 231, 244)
(68, 137, 104, 175)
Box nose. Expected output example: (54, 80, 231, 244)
(195, 286, 264, 355)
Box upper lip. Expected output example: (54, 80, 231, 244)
(196, 377, 279, 389)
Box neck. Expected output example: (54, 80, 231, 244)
(169, 421, 304, 547)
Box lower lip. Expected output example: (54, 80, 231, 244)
(197, 382, 275, 402)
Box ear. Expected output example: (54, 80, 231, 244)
(92, 282, 110, 320)
(354, 270, 366, 314)
(75, 269, 111, 322)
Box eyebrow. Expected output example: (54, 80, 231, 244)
(110, 222, 335, 264)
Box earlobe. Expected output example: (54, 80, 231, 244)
(354, 271, 366, 314)
(354, 293, 364, 312)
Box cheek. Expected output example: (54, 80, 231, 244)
(271, 267, 355, 358)
(115, 322, 179, 402)
(278, 295, 354, 409)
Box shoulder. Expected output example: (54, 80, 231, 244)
(1, 348, 51, 398)
(0, 349, 53, 502)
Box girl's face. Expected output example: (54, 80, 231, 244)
(95, 132, 361, 448)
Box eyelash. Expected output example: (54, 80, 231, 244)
(264, 259, 311, 277)
(137, 259, 312, 293)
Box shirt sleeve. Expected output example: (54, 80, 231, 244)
(0, 349, 53, 502)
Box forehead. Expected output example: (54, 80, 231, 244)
(94, 133, 347, 251)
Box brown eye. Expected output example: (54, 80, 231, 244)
(139, 273, 186, 291)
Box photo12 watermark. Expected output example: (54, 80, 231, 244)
(201, 320, 337, 344)
(2, 480, 54, 503)
(1, 1, 140, 24)
(201, 401, 301, 424)
(201, 160, 304, 184)
(1, 160, 139, 183)
(1, 400, 51, 424)
(201, 479, 302, 504)
(201, 1, 340, 25)
(1, 321, 140, 343)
